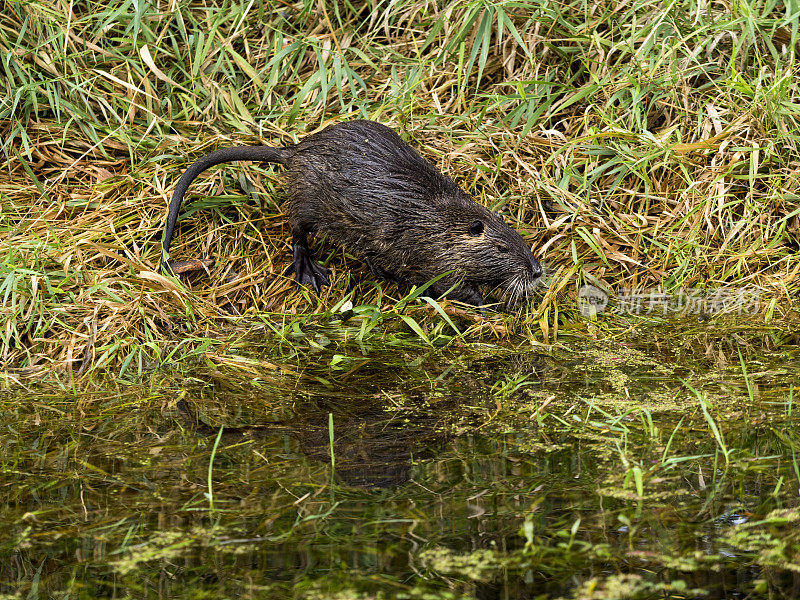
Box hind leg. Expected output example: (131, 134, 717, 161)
(283, 230, 331, 293)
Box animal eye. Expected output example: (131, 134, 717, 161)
(497, 244, 509, 253)
(469, 220, 484, 236)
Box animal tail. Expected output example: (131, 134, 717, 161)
(161, 145, 289, 272)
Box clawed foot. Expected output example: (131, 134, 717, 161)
(284, 239, 331, 293)
(364, 257, 400, 284)
(445, 284, 484, 307)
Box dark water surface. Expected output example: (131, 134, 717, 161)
(2, 318, 800, 599)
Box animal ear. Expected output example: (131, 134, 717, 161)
(469, 220, 484, 236)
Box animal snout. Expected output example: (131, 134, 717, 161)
(529, 255, 543, 279)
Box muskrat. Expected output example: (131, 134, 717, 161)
(162, 120, 542, 306)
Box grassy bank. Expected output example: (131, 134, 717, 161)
(1, 0, 798, 378)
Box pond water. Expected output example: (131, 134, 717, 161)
(2, 317, 799, 599)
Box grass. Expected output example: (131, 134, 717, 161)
(1, 0, 798, 378)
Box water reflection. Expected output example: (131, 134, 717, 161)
(2, 320, 800, 598)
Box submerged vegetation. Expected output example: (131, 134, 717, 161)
(2, 322, 800, 598)
(1, 0, 798, 375)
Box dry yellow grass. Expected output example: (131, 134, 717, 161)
(1, 0, 798, 377)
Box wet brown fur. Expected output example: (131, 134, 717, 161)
(163, 120, 542, 306)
